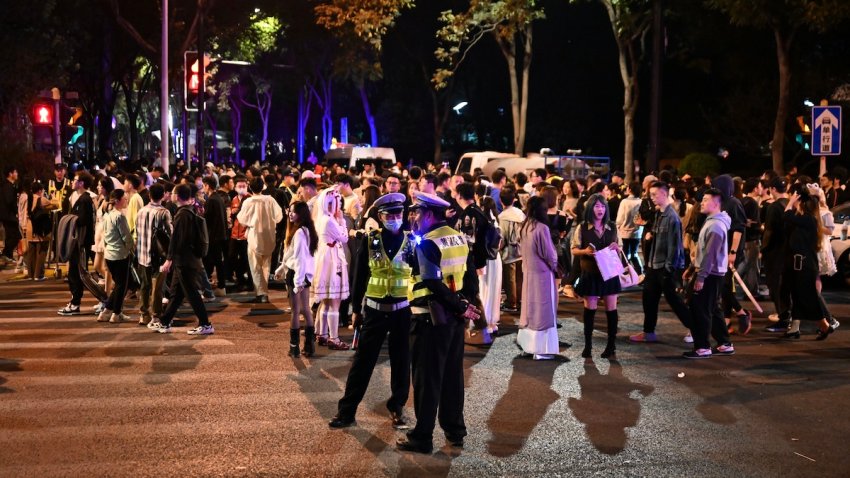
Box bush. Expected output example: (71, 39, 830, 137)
(679, 152, 720, 178)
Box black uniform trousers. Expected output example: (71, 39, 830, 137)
(2, 220, 20, 259)
(686, 274, 728, 350)
(763, 250, 791, 323)
(68, 247, 85, 306)
(408, 314, 467, 444)
(204, 239, 228, 290)
(337, 305, 411, 420)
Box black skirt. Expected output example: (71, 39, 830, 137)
(285, 269, 311, 294)
(575, 271, 622, 297)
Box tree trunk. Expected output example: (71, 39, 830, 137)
(259, 90, 271, 163)
(495, 33, 521, 155)
(358, 82, 378, 147)
(206, 108, 218, 163)
(297, 86, 312, 164)
(772, 28, 793, 175)
(518, 26, 532, 157)
(230, 96, 241, 166)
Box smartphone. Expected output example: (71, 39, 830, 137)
(793, 254, 803, 271)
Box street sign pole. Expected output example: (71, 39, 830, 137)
(161, 0, 169, 176)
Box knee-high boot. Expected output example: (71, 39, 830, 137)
(303, 326, 316, 357)
(289, 328, 301, 357)
(582, 308, 596, 358)
(602, 310, 618, 358)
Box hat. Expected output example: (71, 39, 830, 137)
(282, 168, 298, 178)
(302, 170, 317, 179)
(410, 191, 450, 212)
(374, 193, 406, 214)
(55, 162, 68, 171)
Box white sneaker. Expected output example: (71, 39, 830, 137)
(97, 309, 113, 322)
(187, 325, 215, 335)
(58, 303, 81, 316)
(155, 323, 172, 333)
(683, 333, 694, 344)
(109, 313, 129, 323)
(93, 302, 105, 314)
(147, 320, 163, 330)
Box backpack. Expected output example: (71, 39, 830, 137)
(56, 213, 79, 262)
(482, 214, 503, 261)
(30, 200, 52, 238)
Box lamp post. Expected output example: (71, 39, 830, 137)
(161, 0, 169, 175)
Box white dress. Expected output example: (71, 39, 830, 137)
(312, 214, 350, 300)
(478, 211, 503, 333)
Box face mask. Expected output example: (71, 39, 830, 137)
(236, 186, 248, 196)
(384, 218, 402, 232)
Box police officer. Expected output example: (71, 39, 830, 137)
(396, 192, 481, 454)
(329, 193, 413, 430)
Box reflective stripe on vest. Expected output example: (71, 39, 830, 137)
(365, 231, 412, 299)
(409, 225, 468, 300)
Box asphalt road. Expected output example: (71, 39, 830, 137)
(0, 267, 848, 478)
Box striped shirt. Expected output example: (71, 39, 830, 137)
(135, 202, 172, 267)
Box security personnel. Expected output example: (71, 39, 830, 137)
(48, 163, 73, 214)
(396, 192, 481, 454)
(329, 193, 413, 429)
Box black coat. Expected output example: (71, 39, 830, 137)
(0, 179, 17, 223)
(71, 191, 95, 247)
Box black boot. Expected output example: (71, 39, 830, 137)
(303, 326, 316, 357)
(289, 328, 301, 357)
(602, 310, 618, 358)
(582, 308, 596, 358)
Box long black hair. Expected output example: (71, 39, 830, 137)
(582, 193, 610, 225)
(286, 200, 318, 254)
(521, 195, 550, 237)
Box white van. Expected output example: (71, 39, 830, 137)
(454, 151, 522, 176)
(325, 146, 396, 171)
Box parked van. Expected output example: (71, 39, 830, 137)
(325, 146, 396, 171)
(456, 151, 611, 181)
(454, 151, 522, 176)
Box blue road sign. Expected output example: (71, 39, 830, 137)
(812, 106, 842, 156)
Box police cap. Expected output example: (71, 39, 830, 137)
(410, 191, 450, 212)
(374, 192, 406, 214)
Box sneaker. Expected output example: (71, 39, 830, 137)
(737, 311, 752, 335)
(97, 309, 113, 322)
(139, 314, 152, 326)
(830, 318, 840, 330)
(683, 348, 712, 359)
(533, 354, 554, 360)
(109, 313, 129, 323)
(765, 322, 790, 333)
(187, 325, 215, 335)
(33, 276, 47, 282)
(713, 343, 735, 355)
(629, 332, 658, 343)
(147, 320, 163, 330)
(57, 303, 81, 316)
(500, 305, 518, 313)
(203, 295, 218, 303)
(768, 313, 779, 322)
(155, 323, 172, 333)
(93, 302, 105, 314)
(683, 332, 694, 344)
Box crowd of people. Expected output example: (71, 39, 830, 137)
(0, 156, 848, 451)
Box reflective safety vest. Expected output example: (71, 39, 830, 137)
(365, 230, 412, 299)
(409, 225, 468, 301)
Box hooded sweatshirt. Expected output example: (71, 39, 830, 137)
(711, 174, 747, 255)
(696, 211, 730, 280)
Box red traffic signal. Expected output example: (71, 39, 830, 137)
(184, 51, 211, 111)
(34, 104, 53, 125)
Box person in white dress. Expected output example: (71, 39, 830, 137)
(312, 188, 351, 350)
(275, 200, 317, 357)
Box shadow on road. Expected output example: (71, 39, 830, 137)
(486, 354, 564, 457)
(0, 357, 23, 393)
(568, 360, 654, 455)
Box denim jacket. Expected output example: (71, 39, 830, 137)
(648, 204, 685, 271)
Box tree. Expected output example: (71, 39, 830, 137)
(434, 0, 545, 156)
(595, 0, 652, 184)
(118, 57, 155, 160)
(315, 0, 414, 147)
(708, 0, 850, 174)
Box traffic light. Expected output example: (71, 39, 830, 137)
(184, 51, 210, 111)
(34, 103, 53, 125)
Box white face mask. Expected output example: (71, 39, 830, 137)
(384, 218, 402, 232)
(236, 186, 248, 196)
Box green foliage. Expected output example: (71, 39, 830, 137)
(315, 0, 414, 52)
(236, 15, 284, 63)
(433, 0, 545, 89)
(707, 0, 850, 32)
(679, 152, 720, 177)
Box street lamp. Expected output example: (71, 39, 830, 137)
(453, 101, 468, 114)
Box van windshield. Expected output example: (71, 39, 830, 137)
(457, 157, 471, 174)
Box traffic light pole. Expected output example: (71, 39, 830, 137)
(161, 0, 169, 176)
(196, 10, 204, 165)
(52, 88, 61, 164)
